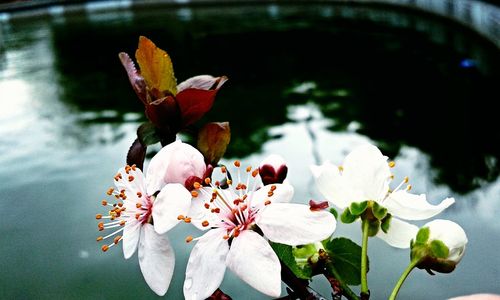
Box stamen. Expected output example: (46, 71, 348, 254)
(136, 203, 142, 208)
(106, 188, 114, 195)
(221, 166, 227, 173)
(191, 191, 199, 197)
(101, 200, 108, 206)
(251, 169, 259, 177)
(205, 178, 211, 185)
(128, 175, 134, 182)
(227, 179, 232, 185)
(184, 217, 192, 223)
(270, 185, 277, 191)
(113, 236, 122, 244)
(137, 192, 142, 198)
(95, 214, 103, 219)
(234, 160, 241, 167)
(101, 245, 109, 252)
(96, 236, 103, 242)
(406, 185, 412, 191)
(389, 161, 396, 168)
(267, 191, 274, 197)
(177, 215, 185, 220)
(265, 200, 271, 206)
(204, 203, 210, 209)
(202, 220, 209, 227)
(246, 166, 252, 172)
(404, 176, 409, 183)
(338, 166, 344, 172)
(193, 182, 201, 189)
(185, 236, 193, 243)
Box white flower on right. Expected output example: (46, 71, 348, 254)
(420, 219, 467, 266)
(311, 144, 455, 248)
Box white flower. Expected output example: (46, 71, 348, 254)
(421, 219, 467, 265)
(311, 144, 455, 248)
(183, 160, 336, 300)
(96, 141, 204, 296)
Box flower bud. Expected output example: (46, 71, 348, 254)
(411, 219, 467, 274)
(259, 154, 288, 185)
(146, 141, 206, 194)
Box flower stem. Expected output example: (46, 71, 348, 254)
(361, 219, 370, 296)
(388, 259, 420, 300)
(325, 261, 360, 300)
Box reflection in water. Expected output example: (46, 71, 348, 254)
(0, 3, 499, 300)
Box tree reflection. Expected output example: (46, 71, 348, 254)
(47, 4, 499, 193)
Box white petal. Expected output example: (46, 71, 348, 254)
(250, 183, 294, 208)
(189, 187, 220, 230)
(424, 219, 467, 262)
(114, 167, 147, 200)
(184, 229, 229, 300)
(256, 203, 336, 246)
(138, 224, 175, 296)
(153, 183, 192, 234)
(122, 221, 141, 259)
(342, 144, 392, 202)
(226, 230, 281, 298)
(377, 217, 419, 249)
(311, 162, 353, 209)
(384, 191, 455, 220)
(146, 141, 180, 195)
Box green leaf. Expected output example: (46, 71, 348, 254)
(329, 207, 338, 220)
(271, 242, 312, 279)
(381, 213, 392, 234)
(350, 201, 368, 216)
(323, 238, 364, 286)
(371, 201, 388, 220)
(430, 240, 450, 259)
(340, 209, 358, 224)
(137, 122, 160, 146)
(416, 227, 430, 245)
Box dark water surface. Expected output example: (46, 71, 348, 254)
(0, 3, 499, 299)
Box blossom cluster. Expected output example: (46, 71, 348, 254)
(94, 36, 467, 300)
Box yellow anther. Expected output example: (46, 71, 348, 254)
(136, 203, 142, 208)
(106, 188, 114, 195)
(338, 166, 344, 172)
(184, 217, 192, 223)
(404, 176, 409, 183)
(95, 214, 102, 220)
(246, 166, 252, 172)
(252, 169, 259, 177)
(406, 185, 412, 191)
(191, 191, 199, 197)
(227, 179, 232, 185)
(185, 236, 193, 243)
(389, 161, 396, 168)
(96, 236, 103, 242)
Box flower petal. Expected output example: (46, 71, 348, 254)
(146, 140, 179, 195)
(342, 144, 391, 202)
(177, 75, 228, 93)
(424, 219, 467, 262)
(153, 183, 191, 234)
(256, 203, 336, 245)
(311, 162, 353, 209)
(184, 229, 229, 300)
(122, 221, 141, 259)
(189, 187, 220, 230)
(138, 224, 175, 296)
(226, 230, 281, 298)
(250, 183, 294, 208)
(376, 217, 419, 249)
(384, 191, 455, 220)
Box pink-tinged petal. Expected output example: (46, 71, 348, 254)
(342, 144, 392, 202)
(118, 52, 147, 104)
(184, 229, 229, 300)
(138, 224, 175, 296)
(164, 142, 206, 185)
(384, 191, 455, 220)
(376, 217, 419, 249)
(189, 187, 220, 230)
(122, 221, 141, 259)
(177, 75, 228, 93)
(146, 141, 206, 195)
(250, 183, 294, 208)
(256, 203, 336, 246)
(226, 230, 281, 298)
(311, 162, 353, 209)
(153, 183, 191, 234)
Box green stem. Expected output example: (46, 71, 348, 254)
(361, 219, 370, 295)
(325, 262, 360, 300)
(388, 259, 420, 300)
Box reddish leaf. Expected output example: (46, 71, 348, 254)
(176, 89, 218, 127)
(145, 96, 181, 134)
(118, 52, 147, 104)
(197, 122, 231, 165)
(126, 138, 146, 171)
